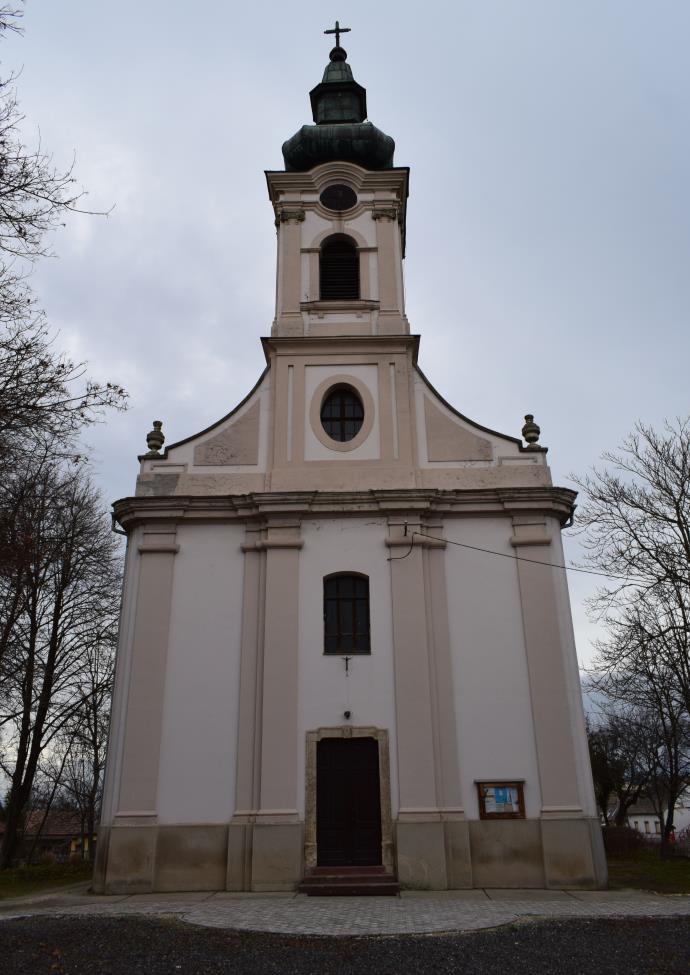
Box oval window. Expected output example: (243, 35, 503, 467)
(319, 184, 357, 212)
(320, 386, 364, 442)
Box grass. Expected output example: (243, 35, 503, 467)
(0, 861, 92, 900)
(607, 849, 690, 894)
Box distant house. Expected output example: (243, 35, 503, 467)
(624, 799, 661, 838)
(617, 789, 690, 839)
(19, 810, 96, 862)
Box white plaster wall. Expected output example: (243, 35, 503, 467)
(444, 517, 543, 818)
(304, 364, 381, 461)
(156, 523, 245, 823)
(301, 210, 331, 246)
(345, 211, 377, 247)
(674, 799, 690, 833)
(296, 518, 399, 817)
(628, 816, 661, 836)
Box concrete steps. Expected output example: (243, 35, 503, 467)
(299, 864, 400, 896)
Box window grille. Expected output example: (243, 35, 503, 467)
(324, 574, 370, 654)
(320, 387, 364, 442)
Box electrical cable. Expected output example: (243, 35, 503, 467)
(390, 529, 658, 585)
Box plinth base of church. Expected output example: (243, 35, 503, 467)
(396, 820, 473, 889)
(93, 817, 606, 894)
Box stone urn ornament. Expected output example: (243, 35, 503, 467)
(521, 414, 540, 448)
(146, 420, 165, 455)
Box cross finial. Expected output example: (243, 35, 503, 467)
(324, 20, 351, 48)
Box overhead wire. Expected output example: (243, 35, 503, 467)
(389, 528, 657, 585)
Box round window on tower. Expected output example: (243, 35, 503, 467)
(319, 184, 357, 212)
(320, 385, 364, 442)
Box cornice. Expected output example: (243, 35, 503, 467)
(261, 334, 420, 362)
(265, 163, 410, 201)
(112, 486, 577, 533)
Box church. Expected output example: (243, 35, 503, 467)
(95, 28, 606, 894)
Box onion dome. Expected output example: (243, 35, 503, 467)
(282, 45, 395, 171)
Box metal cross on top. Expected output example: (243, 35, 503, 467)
(324, 20, 351, 47)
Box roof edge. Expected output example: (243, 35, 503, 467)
(415, 363, 548, 454)
(139, 365, 270, 461)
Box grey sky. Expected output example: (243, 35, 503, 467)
(9, 1, 690, 664)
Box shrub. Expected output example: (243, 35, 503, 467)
(602, 826, 644, 857)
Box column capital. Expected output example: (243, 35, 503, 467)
(371, 207, 399, 222)
(137, 524, 179, 555)
(275, 208, 305, 226)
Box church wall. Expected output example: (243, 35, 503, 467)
(295, 517, 399, 818)
(155, 523, 245, 824)
(444, 517, 543, 818)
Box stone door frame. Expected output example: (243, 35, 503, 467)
(305, 726, 394, 872)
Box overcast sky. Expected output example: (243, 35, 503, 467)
(7, 1, 690, 665)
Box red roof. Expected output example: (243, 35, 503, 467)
(23, 810, 84, 837)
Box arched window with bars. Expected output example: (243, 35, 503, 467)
(319, 235, 360, 300)
(323, 573, 370, 655)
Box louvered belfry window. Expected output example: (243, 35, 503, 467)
(324, 574, 371, 655)
(319, 235, 360, 300)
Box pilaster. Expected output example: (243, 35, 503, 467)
(373, 208, 406, 333)
(387, 517, 449, 888)
(511, 514, 605, 887)
(227, 524, 266, 890)
(511, 515, 582, 815)
(108, 524, 179, 892)
(422, 519, 472, 887)
(274, 209, 305, 335)
(251, 519, 304, 889)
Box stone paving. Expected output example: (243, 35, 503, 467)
(1, 884, 689, 936)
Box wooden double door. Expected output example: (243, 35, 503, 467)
(316, 737, 382, 867)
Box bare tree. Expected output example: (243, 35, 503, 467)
(576, 419, 690, 852)
(638, 705, 690, 847)
(46, 636, 115, 862)
(590, 604, 690, 846)
(0, 5, 127, 870)
(0, 4, 126, 471)
(0, 462, 121, 868)
(587, 710, 648, 826)
(0, 319, 127, 469)
(575, 419, 690, 718)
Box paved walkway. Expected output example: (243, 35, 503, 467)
(2, 884, 690, 935)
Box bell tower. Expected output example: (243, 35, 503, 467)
(268, 37, 409, 337)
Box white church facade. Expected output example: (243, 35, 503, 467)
(95, 35, 606, 894)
